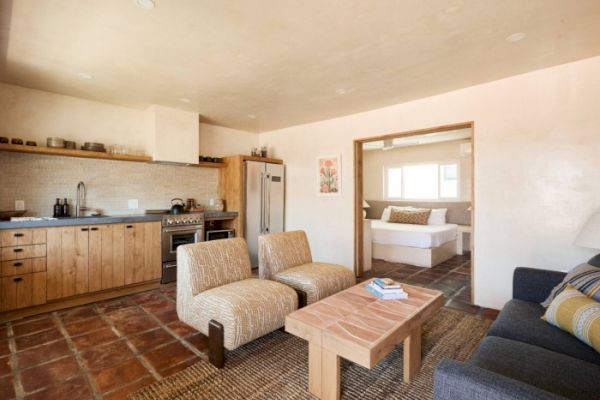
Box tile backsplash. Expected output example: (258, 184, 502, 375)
(0, 152, 219, 216)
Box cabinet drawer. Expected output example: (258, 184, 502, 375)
(0, 244, 47, 261)
(1, 229, 46, 247)
(1, 258, 46, 277)
(0, 272, 47, 312)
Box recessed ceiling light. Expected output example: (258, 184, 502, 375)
(77, 72, 93, 80)
(247, 114, 256, 119)
(505, 32, 526, 43)
(179, 97, 190, 103)
(134, 0, 155, 9)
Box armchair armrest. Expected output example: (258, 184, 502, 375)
(434, 360, 567, 400)
(512, 267, 566, 303)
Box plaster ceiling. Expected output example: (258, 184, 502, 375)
(1, 0, 600, 132)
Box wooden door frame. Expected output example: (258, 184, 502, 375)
(354, 121, 475, 297)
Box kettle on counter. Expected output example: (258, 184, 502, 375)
(170, 198, 185, 215)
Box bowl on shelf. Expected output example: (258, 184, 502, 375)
(64, 141, 76, 149)
(47, 137, 65, 148)
(81, 142, 106, 152)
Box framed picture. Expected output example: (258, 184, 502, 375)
(317, 154, 341, 195)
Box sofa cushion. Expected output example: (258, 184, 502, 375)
(542, 285, 600, 353)
(471, 336, 600, 400)
(273, 262, 356, 304)
(487, 299, 600, 365)
(541, 263, 600, 307)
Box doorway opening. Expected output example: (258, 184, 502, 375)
(354, 122, 475, 305)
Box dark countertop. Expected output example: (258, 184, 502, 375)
(0, 214, 163, 229)
(0, 211, 239, 229)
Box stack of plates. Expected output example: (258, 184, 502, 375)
(81, 142, 106, 152)
(64, 141, 76, 149)
(47, 137, 65, 148)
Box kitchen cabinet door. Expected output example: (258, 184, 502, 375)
(106, 224, 125, 289)
(124, 223, 145, 285)
(124, 222, 161, 285)
(46, 227, 89, 300)
(0, 272, 46, 312)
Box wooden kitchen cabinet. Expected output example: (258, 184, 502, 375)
(46, 226, 89, 300)
(1, 244, 46, 261)
(0, 272, 46, 312)
(0, 228, 46, 247)
(124, 222, 161, 285)
(88, 224, 125, 292)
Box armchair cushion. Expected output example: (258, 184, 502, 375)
(513, 267, 566, 304)
(178, 238, 251, 296)
(187, 278, 297, 350)
(273, 262, 356, 304)
(259, 230, 312, 279)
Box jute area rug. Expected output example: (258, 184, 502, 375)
(130, 309, 492, 400)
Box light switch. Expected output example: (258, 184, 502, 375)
(15, 200, 25, 211)
(128, 199, 139, 209)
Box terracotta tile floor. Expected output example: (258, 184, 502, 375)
(0, 284, 208, 400)
(0, 254, 498, 399)
(363, 254, 500, 319)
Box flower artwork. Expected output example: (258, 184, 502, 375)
(317, 155, 341, 195)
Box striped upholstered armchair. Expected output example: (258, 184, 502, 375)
(258, 230, 356, 304)
(176, 238, 298, 367)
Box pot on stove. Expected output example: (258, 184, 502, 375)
(170, 198, 185, 215)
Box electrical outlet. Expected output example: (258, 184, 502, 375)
(15, 200, 25, 211)
(128, 199, 139, 209)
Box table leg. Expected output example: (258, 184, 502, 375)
(308, 342, 322, 397)
(322, 349, 340, 400)
(403, 325, 421, 383)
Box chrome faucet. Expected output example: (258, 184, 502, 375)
(76, 181, 87, 217)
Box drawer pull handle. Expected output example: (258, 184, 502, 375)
(13, 262, 23, 267)
(13, 248, 23, 253)
(14, 233, 24, 237)
(90, 227, 98, 231)
(13, 277, 23, 282)
(126, 225, 133, 228)
(81, 228, 89, 231)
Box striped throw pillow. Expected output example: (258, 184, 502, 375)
(541, 263, 600, 308)
(388, 209, 431, 225)
(542, 284, 600, 353)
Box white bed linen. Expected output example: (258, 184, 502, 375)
(370, 220, 457, 249)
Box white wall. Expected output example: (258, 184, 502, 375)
(363, 139, 472, 201)
(199, 123, 258, 157)
(260, 56, 600, 310)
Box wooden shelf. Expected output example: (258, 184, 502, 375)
(0, 143, 227, 168)
(194, 161, 227, 169)
(241, 155, 283, 164)
(0, 143, 152, 162)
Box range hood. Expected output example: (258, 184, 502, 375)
(146, 105, 199, 165)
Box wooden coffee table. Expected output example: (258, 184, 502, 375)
(285, 280, 444, 400)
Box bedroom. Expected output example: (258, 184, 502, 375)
(360, 124, 474, 305)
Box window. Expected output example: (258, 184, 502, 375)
(384, 162, 459, 200)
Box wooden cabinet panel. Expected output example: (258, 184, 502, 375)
(1, 244, 46, 261)
(144, 222, 161, 281)
(124, 224, 145, 285)
(0, 228, 46, 247)
(108, 224, 125, 289)
(46, 227, 89, 300)
(0, 272, 46, 311)
(124, 222, 161, 285)
(89, 224, 126, 292)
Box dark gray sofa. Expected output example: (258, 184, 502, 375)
(434, 267, 600, 400)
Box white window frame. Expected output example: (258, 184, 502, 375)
(383, 160, 461, 201)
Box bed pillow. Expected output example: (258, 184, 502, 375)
(388, 209, 431, 225)
(541, 263, 600, 308)
(381, 206, 417, 222)
(542, 284, 600, 353)
(428, 208, 448, 225)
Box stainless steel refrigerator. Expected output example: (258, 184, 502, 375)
(245, 161, 285, 267)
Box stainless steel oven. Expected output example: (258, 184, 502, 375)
(161, 213, 204, 283)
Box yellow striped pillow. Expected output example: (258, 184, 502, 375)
(542, 284, 600, 353)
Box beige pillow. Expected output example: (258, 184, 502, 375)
(388, 209, 431, 225)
